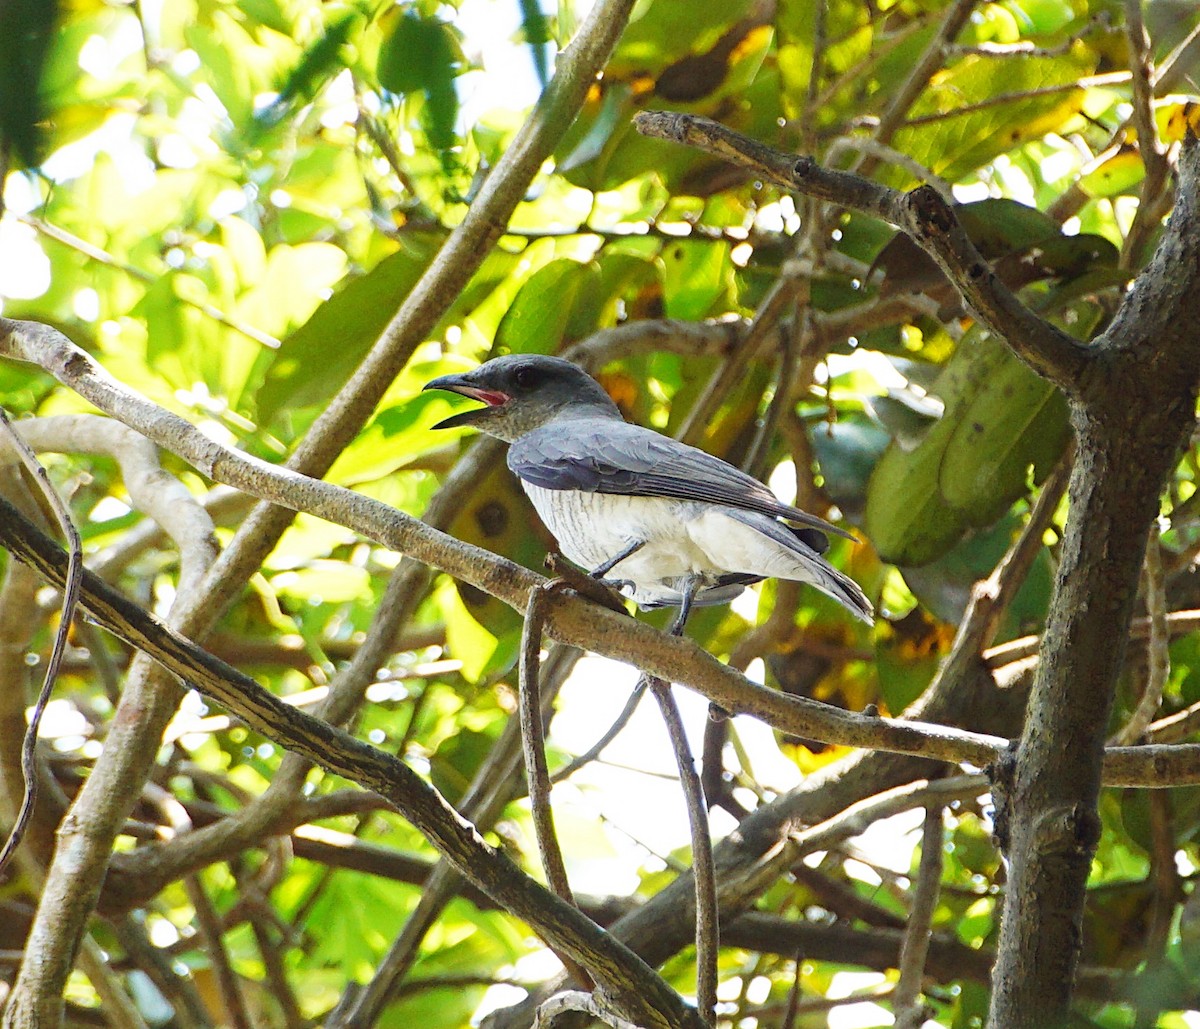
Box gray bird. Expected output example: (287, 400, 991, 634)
(424, 354, 873, 629)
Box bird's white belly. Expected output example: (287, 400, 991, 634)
(521, 485, 711, 583)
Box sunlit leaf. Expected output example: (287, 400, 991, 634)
(865, 331, 1069, 565)
(256, 234, 443, 422)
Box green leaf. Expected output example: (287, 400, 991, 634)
(494, 258, 600, 355)
(255, 7, 361, 129)
(865, 331, 1069, 565)
(893, 48, 1097, 184)
(661, 239, 732, 320)
(256, 234, 442, 423)
(517, 0, 550, 88)
(1079, 146, 1146, 199)
(0, 0, 59, 166)
(376, 10, 462, 150)
(902, 511, 1055, 630)
(937, 356, 1069, 522)
(809, 414, 891, 521)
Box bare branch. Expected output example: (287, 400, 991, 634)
(0, 409, 83, 878)
(949, 13, 1110, 58)
(875, 0, 979, 145)
(519, 584, 594, 988)
(328, 644, 580, 1029)
(551, 685, 644, 784)
(648, 678, 717, 1024)
(631, 112, 1089, 390)
(892, 805, 945, 1028)
(1121, 0, 1171, 269)
(18, 214, 280, 349)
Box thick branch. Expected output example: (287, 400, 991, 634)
(987, 136, 1200, 1027)
(0, 396, 1194, 786)
(631, 111, 1089, 390)
(1, 2, 643, 1020)
(0, 497, 699, 1029)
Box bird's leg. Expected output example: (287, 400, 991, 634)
(585, 537, 643, 592)
(668, 574, 703, 637)
(590, 539, 645, 578)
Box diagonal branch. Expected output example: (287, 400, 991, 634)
(631, 111, 1090, 391)
(0, 410, 83, 877)
(0, 492, 701, 1029)
(1, 321, 1197, 787)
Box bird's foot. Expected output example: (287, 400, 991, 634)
(595, 576, 636, 595)
(543, 554, 629, 614)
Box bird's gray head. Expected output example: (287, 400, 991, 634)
(423, 354, 621, 442)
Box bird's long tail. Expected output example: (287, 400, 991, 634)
(717, 509, 874, 623)
(807, 557, 874, 624)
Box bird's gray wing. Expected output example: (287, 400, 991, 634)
(508, 419, 854, 542)
(722, 509, 873, 623)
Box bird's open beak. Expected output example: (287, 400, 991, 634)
(423, 373, 511, 430)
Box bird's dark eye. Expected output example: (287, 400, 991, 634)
(514, 365, 540, 389)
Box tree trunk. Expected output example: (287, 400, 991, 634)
(988, 139, 1200, 1025)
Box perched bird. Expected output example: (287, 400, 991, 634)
(424, 354, 873, 630)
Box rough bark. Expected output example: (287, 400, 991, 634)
(988, 137, 1200, 1026)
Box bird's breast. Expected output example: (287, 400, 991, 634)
(520, 484, 709, 579)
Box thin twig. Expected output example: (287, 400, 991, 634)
(551, 685, 645, 784)
(647, 677, 717, 1025)
(1124, 0, 1165, 175)
(243, 893, 306, 1029)
(77, 934, 151, 1029)
(674, 272, 801, 446)
(949, 12, 1110, 59)
(891, 804, 945, 1028)
(897, 72, 1132, 128)
(0, 408, 84, 877)
(781, 948, 804, 1029)
(796, 0, 828, 152)
(826, 136, 953, 200)
(874, 0, 980, 147)
(1121, 0, 1171, 269)
(519, 583, 595, 989)
(185, 873, 254, 1029)
(743, 319, 802, 481)
(971, 455, 1072, 656)
(1154, 16, 1200, 92)
(631, 113, 1089, 391)
(18, 214, 281, 349)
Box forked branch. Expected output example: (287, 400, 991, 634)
(632, 111, 1090, 391)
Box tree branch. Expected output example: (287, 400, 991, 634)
(631, 111, 1090, 391)
(986, 134, 1200, 1029)
(648, 678, 717, 1024)
(892, 805, 944, 1028)
(0, 499, 700, 1029)
(518, 585, 593, 988)
(0, 411, 83, 878)
(0, 401, 1195, 788)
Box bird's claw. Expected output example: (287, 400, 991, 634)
(543, 553, 629, 614)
